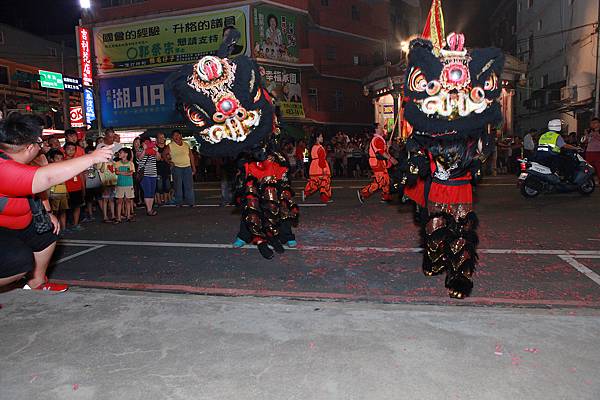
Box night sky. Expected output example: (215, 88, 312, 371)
(0, 0, 496, 47)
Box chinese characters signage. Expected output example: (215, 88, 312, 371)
(63, 76, 83, 92)
(99, 72, 182, 128)
(253, 6, 299, 63)
(261, 64, 304, 118)
(78, 27, 93, 86)
(93, 7, 249, 74)
(84, 88, 96, 124)
(38, 70, 64, 90)
(70, 106, 84, 128)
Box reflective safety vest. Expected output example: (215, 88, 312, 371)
(537, 131, 561, 154)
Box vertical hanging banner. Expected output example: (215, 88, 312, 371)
(92, 7, 250, 74)
(84, 88, 96, 124)
(78, 27, 93, 87)
(252, 6, 299, 63)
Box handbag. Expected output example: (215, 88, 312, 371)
(28, 197, 54, 234)
(135, 157, 149, 182)
(86, 166, 103, 189)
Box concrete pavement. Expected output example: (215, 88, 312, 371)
(1, 288, 600, 400)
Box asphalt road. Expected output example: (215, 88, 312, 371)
(48, 175, 600, 307)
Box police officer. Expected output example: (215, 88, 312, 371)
(536, 119, 581, 179)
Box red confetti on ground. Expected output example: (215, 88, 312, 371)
(523, 348, 539, 354)
(72, 384, 79, 391)
(494, 344, 503, 356)
(309, 341, 316, 349)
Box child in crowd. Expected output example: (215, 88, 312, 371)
(63, 142, 85, 231)
(114, 148, 135, 223)
(83, 146, 103, 222)
(46, 149, 69, 232)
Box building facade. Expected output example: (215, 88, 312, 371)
(516, 0, 599, 136)
(0, 23, 79, 128)
(84, 0, 392, 135)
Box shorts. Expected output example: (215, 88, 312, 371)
(0, 222, 58, 278)
(157, 175, 171, 194)
(50, 195, 69, 212)
(140, 176, 157, 199)
(85, 187, 102, 203)
(102, 186, 116, 199)
(115, 186, 135, 199)
(68, 191, 85, 209)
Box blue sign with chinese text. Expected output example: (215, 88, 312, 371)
(84, 88, 96, 123)
(99, 72, 182, 128)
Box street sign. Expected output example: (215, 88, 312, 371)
(38, 70, 64, 90)
(63, 76, 83, 92)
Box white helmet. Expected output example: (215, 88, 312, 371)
(548, 119, 562, 132)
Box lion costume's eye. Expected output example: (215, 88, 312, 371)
(426, 80, 441, 96)
(484, 72, 498, 91)
(408, 67, 428, 92)
(184, 105, 206, 128)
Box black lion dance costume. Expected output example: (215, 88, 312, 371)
(168, 31, 299, 260)
(402, 33, 504, 298)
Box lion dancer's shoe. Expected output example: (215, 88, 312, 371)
(445, 212, 479, 299)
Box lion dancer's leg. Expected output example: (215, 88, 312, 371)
(422, 212, 453, 277)
(261, 183, 285, 254)
(318, 175, 332, 203)
(360, 171, 391, 201)
(303, 176, 320, 200)
(445, 210, 478, 299)
(278, 180, 300, 247)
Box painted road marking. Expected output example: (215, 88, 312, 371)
(559, 255, 600, 287)
(53, 245, 105, 265)
(59, 239, 600, 256)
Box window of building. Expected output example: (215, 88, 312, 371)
(333, 89, 344, 112)
(351, 5, 360, 21)
(353, 55, 359, 65)
(0, 31, 4, 45)
(541, 74, 548, 88)
(308, 88, 319, 111)
(528, 0, 533, 8)
(0, 66, 9, 85)
(537, 19, 542, 31)
(321, 0, 329, 5)
(326, 46, 336, 60)
(518, 1, 522, 12)
(528, 76, 534, 88)
(563, 65, 569, 79)
(49, 47, 57, 57)
(16, 70, 32, 89)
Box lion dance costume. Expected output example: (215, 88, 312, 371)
(402, 33, 504, 298)
(359, 130, 392, 203)
(304, 141, 331, 203)
(169, 31, 299, 260)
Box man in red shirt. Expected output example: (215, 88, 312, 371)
(358, 128, 397, 203)
(0, 113, 113, 291)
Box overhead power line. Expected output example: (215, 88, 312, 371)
(516, 22, 598, 44)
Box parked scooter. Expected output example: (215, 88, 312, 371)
(517, 150, 595, 197)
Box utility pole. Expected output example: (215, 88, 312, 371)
(61, 40, 70, 129)
(595, 0, 600, 116)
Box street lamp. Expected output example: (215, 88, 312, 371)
(80, 0, 91, 9)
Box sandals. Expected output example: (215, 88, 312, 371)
(146, 210, 158, 216)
